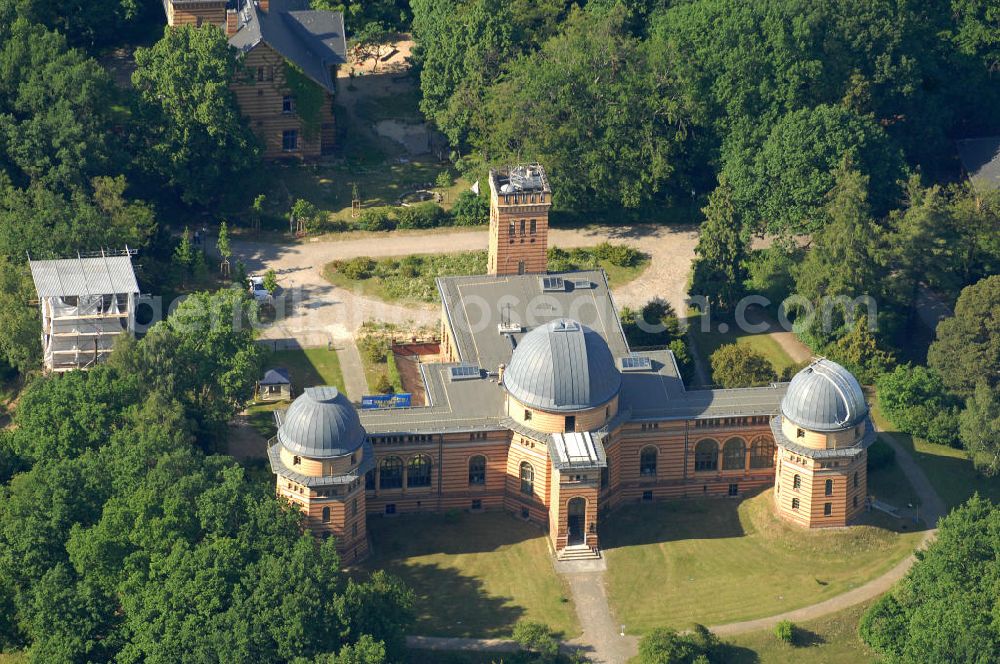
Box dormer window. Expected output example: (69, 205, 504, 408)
(293, 455, 301, 466)
(796, 428, 805, 439)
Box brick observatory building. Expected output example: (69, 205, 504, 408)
(268, 164, 875, 562)
(162, 0, 347, 158)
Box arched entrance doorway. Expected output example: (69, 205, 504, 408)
(567, 497, 586, 546)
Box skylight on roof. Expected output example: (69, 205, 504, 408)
(448, 365, 482, 382)
(620, 355, 652, 372)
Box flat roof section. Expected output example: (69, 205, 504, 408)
(437, 269, 629, 373)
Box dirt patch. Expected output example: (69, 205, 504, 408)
(227, 421, 269, 461)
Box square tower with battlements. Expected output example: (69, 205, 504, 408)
(487, 164, 552, 275)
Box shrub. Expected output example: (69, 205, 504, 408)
(512, 620, 558, 663)
(744, 244, 803, 305)
(396, 202, 447, 229)
(593, 241, 643, 267)
(867, 439, 896, 471)
(638, 624, 722, 663)
(780, 360, 810, 382)
(357, 334, 388, 364)
(668, 339, 694, 384)
(338, 257, 376, 280)
(450, 190, 488, 226)
(774, 619, 795, 644)
(358, 207, 395, 232)
(374, 374, 393, 394)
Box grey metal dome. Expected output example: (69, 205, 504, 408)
(503, 319, 621, 412)
(781, 359, 868, 432)
(278, 386, 366, 458)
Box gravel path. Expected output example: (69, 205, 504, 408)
(230, 223, 699, 344)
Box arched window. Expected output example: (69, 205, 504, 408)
(640, 446, 658, 476)
(793, 474, 801, 489)
(749, 437, 775, 469)
(792, 497, 800, 510)
(723, 438, 746, 470)
(853, 471, 859, 488)
(408, 455, 432, 488)
(694, 439, 718, 471)
(379, 456, 403, 489)
(469, 455, 486, 485)
(321, 506, 330, 523)
(520, 462, 534, 495)
(825, 479, 833, 496)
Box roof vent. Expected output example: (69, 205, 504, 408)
(620, 355, 652, 372)
(449, 365, 482, 382)
(540, 276, 566, 292)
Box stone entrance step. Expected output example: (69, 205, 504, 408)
(557, 544, 601, 561)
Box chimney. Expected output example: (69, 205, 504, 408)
(258, 0, 268, 12)
(226, 8, 238, 36)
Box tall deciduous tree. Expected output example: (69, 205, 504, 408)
(959, 381, 1000, 476)
(722, 104, 906, 236)
(710, 344, 777, 388)
(690, 179, 748, 311)
(860, 495, 1000, 662)
(927, 275, 1000, 397)
(478, 5, 697, 209)
(132, 26, 260, 207)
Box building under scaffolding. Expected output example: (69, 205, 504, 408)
(28, 252, 139, 372)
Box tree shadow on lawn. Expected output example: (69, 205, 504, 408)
(386, 561, 527, 638)
(367, 511, 540, 557)
(599, 495, 750, 550)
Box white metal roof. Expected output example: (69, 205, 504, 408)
(29, 255, 139, 298)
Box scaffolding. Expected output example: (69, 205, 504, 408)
(28, 250, 139, 372)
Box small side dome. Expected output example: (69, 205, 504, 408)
(503, 319, 621, 412)
(781, 359, 868, 432)
(278, 386, 366, 458)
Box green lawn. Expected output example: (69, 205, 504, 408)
(603, 490, 924, 633)
(324, 247, 651, 305)
(263, 347, 345, 393)
(362, 512, 580, 639)
(722, 600, 877, 664)
(245, 348, 347, 438)
(687, 314, 798, 383)
(871, 402, 1000, 509)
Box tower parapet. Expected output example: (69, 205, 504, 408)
(487, 164, 552, 276)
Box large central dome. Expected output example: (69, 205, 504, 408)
(278, 386, 366, 458)
(781, 359, 868, 431)
(503, 319, 621, 412)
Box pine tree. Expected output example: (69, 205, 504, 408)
(216, 221, 231, 275)
(690, 179, 748, 312)
(172, 227, 194, 287)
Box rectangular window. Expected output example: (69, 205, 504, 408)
(642, 490, 653, 502)
(524, 409, 532, 421)
(352, 498, 358, 516)
(508, 221, 515, 236)
(519, 219, 525, 235)
(825, 479, 833, 496)
(521, 508, 530, 520)
(791, 497, 800, 510)
(728, 483, 739, 497)
(282, 130, 298, 151)
(352, 523, 358, 536)
(257, 66, 264, 82)
(471, 499, 482, 511)
(385, 504, 396, 515)
(565, 416, 576, 433)
(267, 66, 274, 80)
(824, 502, 832, 516)
(529, 219, 536, 234)
(282, 95, 293, 113)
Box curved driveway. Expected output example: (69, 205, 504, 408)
(231, 223, 698, 343)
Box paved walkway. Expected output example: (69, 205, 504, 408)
(407, 431, 946, 659)
(334, 341, 368, 401)
(563, 571, 638, 664)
